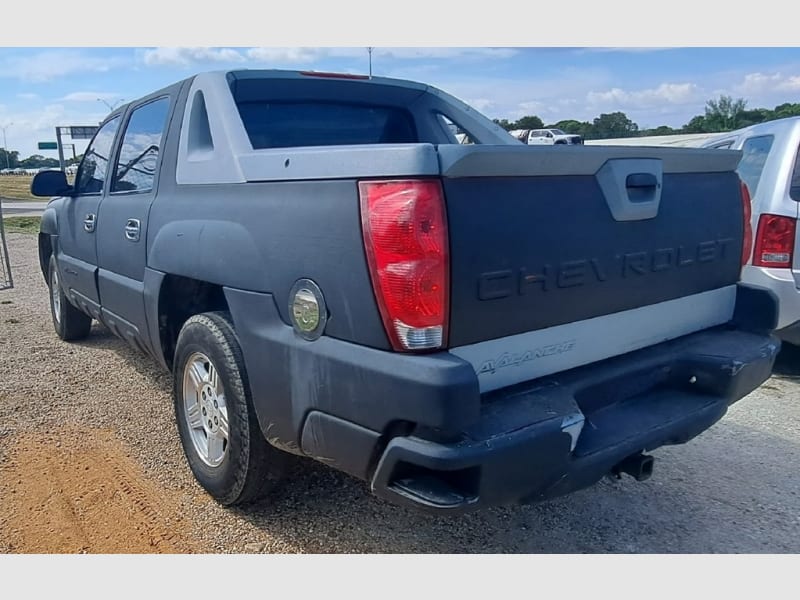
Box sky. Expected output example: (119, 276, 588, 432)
(1, 46, 800, 159)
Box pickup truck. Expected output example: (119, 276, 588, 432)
(702, 117, 800, 346)
(32, 69, 780, 514)
(509, 128, 584, 145)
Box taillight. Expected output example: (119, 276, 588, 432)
(359, 179, 449, 351)
(741, 181, 753, 266)
(752, 213, 796, 268)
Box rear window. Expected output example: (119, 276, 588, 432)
(236, 101, 418, 149)
(738, 135, 774, 197)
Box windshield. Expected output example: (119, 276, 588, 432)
(550, 129, 566, 135)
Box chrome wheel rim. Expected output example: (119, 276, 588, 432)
(182, 352, 229, 467)
(51, 265, 61, 325)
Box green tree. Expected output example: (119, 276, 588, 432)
(0, 148, 19, 169)
(644, 125, 678, 136)
(682, 115, 708, 133)
(19, 154, 60, 169)
(737, 108, 774, 128)
(774, 102, 800, 119)
(704, 95, 748, 131)
(551, 119, 584, 133)
(591, 112, 639, 139)
(514, 115, 544, 130)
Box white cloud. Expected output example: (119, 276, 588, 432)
(246, 47, 328, 64)
(467, 98, 496, 112)
(372, 47, 518, 60)
(587, 82, 699, 109)
(735, 71, 800, 96)
(0, 50, 125, 82)
(16, 93, 39, 101)
(61, 92, 122, 102)
(518, 100, 546, 113)
(0, 103, 106, 159)
(142, 47, 246, 66)
(140, 46, 520, 69)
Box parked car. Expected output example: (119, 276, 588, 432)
(31, 69, 778, 514)
(703, 117, 800, 345)
(509, 128, 583, 145)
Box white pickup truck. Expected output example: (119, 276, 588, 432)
(509, 128, 583, 145)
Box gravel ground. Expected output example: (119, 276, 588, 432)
(1, 231, 799, 553)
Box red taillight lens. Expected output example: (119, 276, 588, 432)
(752, 213, 796, 268)
(359, 179, 449, 351)
(741, 181, 753, 266)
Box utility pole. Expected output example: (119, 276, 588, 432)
(367, 47, 373, 78)
(0, 122, 12, 170)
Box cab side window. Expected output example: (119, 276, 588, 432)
(112, 97, 170, 194)
(74, 117, 121, 195)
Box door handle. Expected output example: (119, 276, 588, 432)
(83, 213, 96, 233)
(124, 219, 141, 242)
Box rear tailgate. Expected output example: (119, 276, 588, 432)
(439, 145, 744, 391)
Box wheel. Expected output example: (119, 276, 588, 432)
(173, 311, 288, 506)
(47, 254, 92, 341)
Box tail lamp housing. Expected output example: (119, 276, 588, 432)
(359, 179, 449, 352)
(752, 213, 796, 268)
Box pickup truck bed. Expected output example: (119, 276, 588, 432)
(35, 69, 780, 514)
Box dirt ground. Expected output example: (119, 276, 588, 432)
(0, 429, 197, 553)
(1, 231, 799, 554)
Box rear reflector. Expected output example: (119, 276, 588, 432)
(359, 179, 449, 351)
(752, 213, 796, 268)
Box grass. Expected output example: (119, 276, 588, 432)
(0, 174, 74, 201)
(0, 175, 37, 201)
(2, 216, 41, 234)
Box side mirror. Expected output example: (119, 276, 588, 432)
(30, 170, 74, 197)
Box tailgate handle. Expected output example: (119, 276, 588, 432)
(596, 158, 663, 222)
(626, 173, 658, 189)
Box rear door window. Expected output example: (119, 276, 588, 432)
(738, 135, 774, 197)
(790, 143, 800, 202)
(112, 97, 170, 193)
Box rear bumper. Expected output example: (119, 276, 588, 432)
(224, 284, 779, 514)
(369, 328, 778, 513)
(742, 265, 800, 331)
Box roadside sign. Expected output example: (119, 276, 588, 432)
(38, 142, 58, 150)
(68, 126, 98, 140)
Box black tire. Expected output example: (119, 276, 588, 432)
(47, 254, 92, 341)
(173, 311, 288, 506)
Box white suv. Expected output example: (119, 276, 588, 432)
(704, 117, 800, 345)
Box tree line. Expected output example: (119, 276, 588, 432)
(493, 95, 800, 140)
(0, 150, 81, 171)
